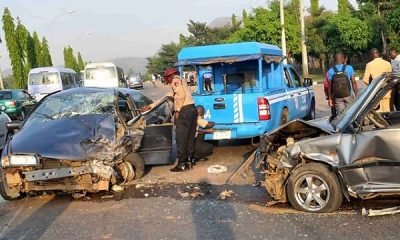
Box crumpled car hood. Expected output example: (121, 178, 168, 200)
(9, 114, 116, 161)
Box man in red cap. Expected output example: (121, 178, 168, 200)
(142, 68, 197, 172)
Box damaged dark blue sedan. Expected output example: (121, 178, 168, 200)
(0, 88, 175, 200)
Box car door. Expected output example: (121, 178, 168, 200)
(287, 67, 309, 118)
(283, 66, 298, 120)
(137, 98, 175, 165)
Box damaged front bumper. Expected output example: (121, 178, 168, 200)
(258, 119, 334, 203)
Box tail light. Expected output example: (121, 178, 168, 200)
(258, 97, 270, 121)
(5, 100, 16, 107)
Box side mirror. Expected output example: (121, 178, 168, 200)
(350, 120, 361, 133)
(6, 121, 22, 132)
(304, 78, 313, 87)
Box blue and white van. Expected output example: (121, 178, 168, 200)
(28, 67, 78, 101)
(177, 42, 315, 140)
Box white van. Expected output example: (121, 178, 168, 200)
(28, 67, 78, 100)
(84, 62, 126, 88)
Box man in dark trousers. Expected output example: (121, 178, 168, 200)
(142, 68, 197, 172)
(193, 105, 215, 163)
(327, 53, 358, 114)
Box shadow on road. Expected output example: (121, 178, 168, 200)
(191, 178, 236, 240)
(0, 196, 70, 240)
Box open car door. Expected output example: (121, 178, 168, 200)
(138, 97, 175, 165)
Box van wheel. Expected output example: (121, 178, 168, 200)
(0, 168, 23, 201)
(305, 99, 316, 120)
(280, 108, 288, 125)
(286, 163, 343, 213)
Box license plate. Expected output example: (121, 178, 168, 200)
(213, 130, 231, 140)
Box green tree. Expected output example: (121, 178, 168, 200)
(338, 0, 351, 15)
(63, 46, 79, 72)
(147, 42, 180, 74)
(2, 8, 25, 88)
(231, 14, 237, 27)
(41, 37, 52, 67)
(242, 9, 248, 26)
(16, 19, 37, 82)
(77, 52, 85, 71)
(32, 31, 43, 67)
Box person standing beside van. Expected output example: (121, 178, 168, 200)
(142, 68, 197, 172)
(327, 53, 358, 114)
(193, 105, 215, 163)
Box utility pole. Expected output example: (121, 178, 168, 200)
(280, 0, 287, 64)
(299, 0, 309, 76)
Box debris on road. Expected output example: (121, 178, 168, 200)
(179, 192, 190, 198)
(112, 185, 124, 192)
(362, 206, 400, 217)
(144, 193, 150, 198)
(207, 165, 227, 174)
(135, 184, 145, 189)
(101, 195, 114, 199)
(218, 190, 234, 200)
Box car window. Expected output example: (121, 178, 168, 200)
(0, 91, 12, 100)
(283, 68, 292, 88)
(15, 91, 25, 100)
(289, 68, 303, 87)
(144, 100, 173, 125)
(130, 93, 153, 109)
(23, 92, 31, 100)
(61, 73, 74, 90)
(29, 72, 60, 85)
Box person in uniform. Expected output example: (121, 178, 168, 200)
(193, 105, 215, 163)
(142, 68, 197, 172)
(362, 48, 392, 112)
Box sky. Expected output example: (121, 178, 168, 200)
(0, 0, 358, 70)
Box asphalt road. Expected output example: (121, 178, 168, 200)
(0, 81, 399, 240)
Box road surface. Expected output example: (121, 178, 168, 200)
(0, 81, 398, 240)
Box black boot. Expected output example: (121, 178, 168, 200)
(170, 159, 186, 172)
(189, 157, 196, 166)
(186, 158, 193, 170)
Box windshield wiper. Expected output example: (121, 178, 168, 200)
(34, 112, 54, 120)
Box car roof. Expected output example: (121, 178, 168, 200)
(178, 42, 282, 61)
(29, 67, 76, 74)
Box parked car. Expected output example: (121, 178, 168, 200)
(127, 74, 143, 89)
(177, 42, 315, 140)
(0, 87, 175, 200)
(257, 73, 400, 213)
(0, 90, 37, 120)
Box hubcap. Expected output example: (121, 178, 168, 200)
(294, 174, 330, 211)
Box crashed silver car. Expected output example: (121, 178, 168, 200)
(257, 73, 400, 212)
(0, 87, 175, 200)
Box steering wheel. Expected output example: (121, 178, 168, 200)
(366, 110, 390, 128)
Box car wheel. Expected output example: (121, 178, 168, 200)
(0, 167, 23, 201)
(286, 163, 343, 213)
(305, 99, 316, 120)
(124, 153, 145, 179)
(19, 109, 26, 121)
(280, 108, 288, 125)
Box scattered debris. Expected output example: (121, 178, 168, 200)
(112, 185, 124, 192)
(218, 190, 234, 200)
(362, 206, 400, 217)
(135, 184, 145, 189)
(190, 190, 204, 199)
(180, 192, 190, 198)
(144, 193, 150, 198)
(101, 195, 114, 199)
(207, 165, 228, 174)
(72, 192, 86, 199)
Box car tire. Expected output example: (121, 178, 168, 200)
(286, 163, 343, 213)
(280, 108, 288, 125)
(124, 153, 145, 179)
(0, 167, 23, 201)
(19, 109, 26, 121)
(305, 99, 316, 120)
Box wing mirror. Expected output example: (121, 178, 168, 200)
(6, 121, 22, 132)
(304, 78, 313, 87)
(350, 120, 361, 133)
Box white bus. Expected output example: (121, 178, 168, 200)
(84, 62, 126, 88)
(28, 67, 78, 100)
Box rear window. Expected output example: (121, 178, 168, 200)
(225, 71, 257, 93)
(85, 67, 117, 80)
(29, 72, 60, 85)
(0, 91, 12, 100)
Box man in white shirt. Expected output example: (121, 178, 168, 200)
(390, 48, 400, 110)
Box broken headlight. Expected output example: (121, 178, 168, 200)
(9, 155, 39, 167)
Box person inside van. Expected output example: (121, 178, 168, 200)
(203, 72, 213, 91)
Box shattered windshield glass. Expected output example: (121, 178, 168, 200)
(23, 91, 115, 128)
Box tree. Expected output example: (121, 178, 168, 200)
(63, 46, 79, 72)
(41, 37, 52, 67)
(338, 0, 351, 15)
(77, 52, 85, 71)
(32, 31, 43, 67)
(16, 19, 37, 81)
(2, 8, 25, 88)
(231, 14, 237, 26)
(242, 9, 248, 26)
(147, 42, 181, 74)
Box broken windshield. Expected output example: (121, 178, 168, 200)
(23, 91, 115, 129)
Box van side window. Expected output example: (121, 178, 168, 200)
(283, 68, 292, 88)
(61, 73, 73, 90)
(289, 68, 303, 87)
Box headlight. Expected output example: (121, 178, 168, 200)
(9, 155, 38, 166)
